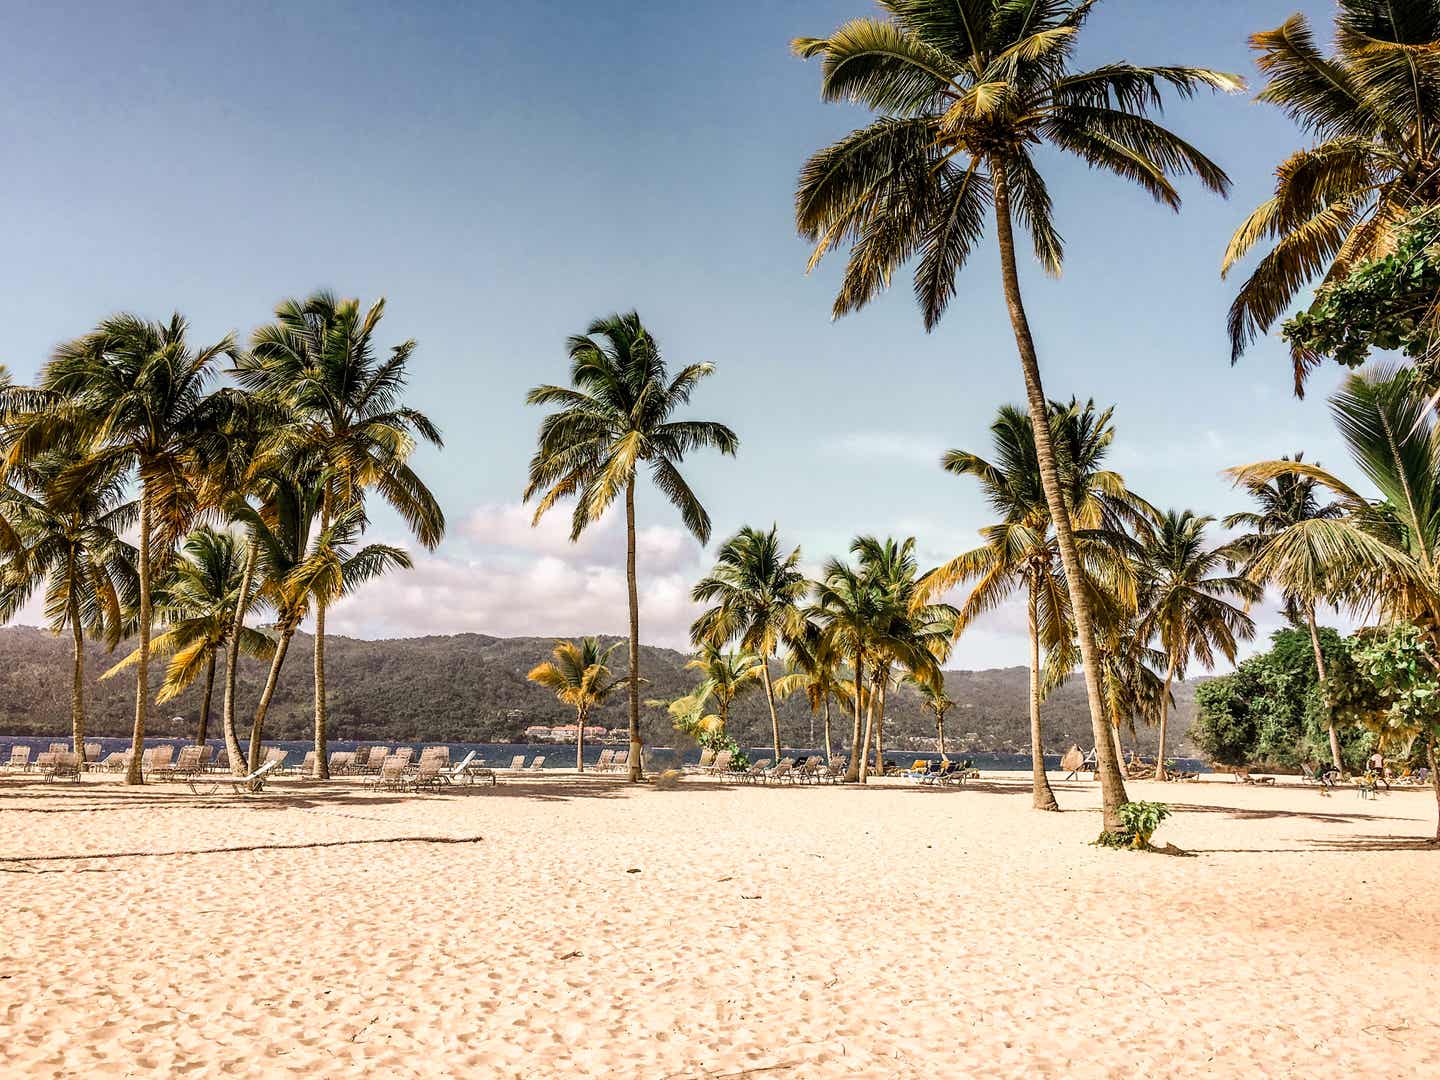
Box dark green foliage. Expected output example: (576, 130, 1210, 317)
(0, 626, 1204, 750)
(1332, 623, 1440, 756)
(1098, 801, 1171, 850)
(1191, 627, 1373, 770)
(1282, 213, 1440, 380)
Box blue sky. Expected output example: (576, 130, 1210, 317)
(1, 0, 1360, 666)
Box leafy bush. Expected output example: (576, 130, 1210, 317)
(1098, 801, 1171, 850)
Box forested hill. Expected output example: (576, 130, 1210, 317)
(0, 626, 1200, 753)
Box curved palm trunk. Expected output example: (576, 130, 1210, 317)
(68, 586, 86, 769)
(576, 706, 586, 772)
(313, 603, 329, 779)
(935, 707, 947, 761)
(1306, 606, 1342, 770)
(249, 627, 295, 774)
(993, 164, 1128, 832)
(823, 697, 833, 764)
(760, 655, 782, 762)
(871, 666, 890, 777)
(196, 653, 216, 746)
(1028, 578, 1060, 811)
(845, 651, 864, 782)
(126, 491, 152, 786)
(858, 678, 878, 783)
(624, 477, 644, 783)
(1154, 657, 1178, 782)
(221, 541, 258, 775)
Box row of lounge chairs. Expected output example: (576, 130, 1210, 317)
(900, 759, 981, 785)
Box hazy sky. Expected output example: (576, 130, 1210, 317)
(1, 0, 1361, 668)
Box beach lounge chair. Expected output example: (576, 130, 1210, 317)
(84, 743, 102, 766)
(142, 745, 176, 777)
(389, 747, 415, 771)
(527, 755, 547, 773)
(376, 757, 409, 791)
(299, 751, 316, 776)
(261, 748, 289, 773)
(508, 754, 527, 772)
(155, 745, 204, 781)
(690, 747, 716, 774)
(99, 750, 130, 773)
(739, 759, 771, 785)
(405, 758, 447, 792)
(593, 748, 614, 772)
(901, 759, 932, 781)
(327, 751, 354, 774)
(187, 758, 282, 795)
(48, 742, 67, 755)
(6, 745, 32, 771)
(610, 750, 629, 773)
(349, 747, 371, 773)
(1234, 768, 1275, 786)
(41, 751, 82, 782)
(1299, 762, 1320, 784)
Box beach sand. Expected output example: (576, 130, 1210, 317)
(2, 770, 1437, 1078)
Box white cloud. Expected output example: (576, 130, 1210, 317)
(825, 431, 948, 466)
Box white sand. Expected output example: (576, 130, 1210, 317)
(2, 770, 1437, 1077)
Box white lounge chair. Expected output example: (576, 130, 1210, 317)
(186, 758, 282, 795)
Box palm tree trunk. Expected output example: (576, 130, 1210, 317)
(1028, 577, 1060, 811)
(760, 655, 782, 762)
(126, 490, 152, 786)
(313, 601, 329, 779)
(936, 708, 947, 761)
(1306, 606, 1342, 770)
(197, 653, 216, 746)
(221, 540, 258, 775)
(993, 163, 1128, 832)
(845, 651, 864, 782)
(624, 477, 643, 783)
(69, 585, 86, 768)
(249, 627, 294, 774)
(858, 678, 877, 784)
(1428, 734, 1439, 843)
(823, 697, 833, 764)
(1155, 657, 1178, 782)
(872, 670, 889, 777)
(576, 706, 586, 773)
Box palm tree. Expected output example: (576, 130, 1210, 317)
(775, 624, 853, 763)
(660, 646, 766, 752)
(912, 678, 955, 761)
(1228, 363, 1440, 832)
(524, 312, 738, 782)
(793, 1, 1238, 831)
(813, 554, 881, 782)
(0, 451, 137, 760)
(527, 638, 630, 771)
(104, 527, 273, 746)
(238, 293, 444, 778)
(1224, 454, 1347, 767)
(5, 314, 235, 784)
(691, 525, 809, 761)
(920, 401, 1144, 811)
(1135, 511, 1259, 780)
(1223, 1, 1440, 391)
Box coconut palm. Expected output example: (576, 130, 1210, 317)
(660, 646, 766, 752)
(793, 0, 1238, 831)
(691, 525, 809, 761)
(919, 401, 1145, 810)
(813, 554, 882, 782)
(104, 527, 274, 746)
(4, 314, 235, 783)
(237, 293, 445, 778)
(0, 451, 137, 761)
(524, 312, 738, 782)
(775, 624, 854, 763)
(1135, 511, 1259, 780)
(1224, 454, 1348, 767)
(1228, 364, 1440, 823)
(527, 638, 631, 771)
(1223, 1, 1440, 391)
(912, 678, 956, 760)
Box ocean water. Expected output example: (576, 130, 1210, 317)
(0, 734, 1209, 773)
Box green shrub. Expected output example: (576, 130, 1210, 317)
(1097, 801, 1171, 850)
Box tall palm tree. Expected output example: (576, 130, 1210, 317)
(524, 312, 738, 782)
(660, 646, 766, 752)
(0, 451, 137, 761)
(813, 554, 881, 782)
(1223, 1, 1440, 391)
(238, 293, 444, 778)
(691, 525, 809, 761)
(1225, 453, 1347, 767)
(104, 527, 273, 746)
(527, 638, 630, 771)
(920, 401, 1144, 810)
(793, 0, 1238, 831)
(5, 314, 235, 783)
(1135, 511, 1259, 780)
(775, 624, 854, 763)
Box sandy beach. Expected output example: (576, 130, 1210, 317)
(2, 770, 1437, 1078)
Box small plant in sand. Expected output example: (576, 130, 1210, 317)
(1098, 801, 1171, 851)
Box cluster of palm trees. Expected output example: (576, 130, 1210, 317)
(0, 294, 442, 783)
(788, 0, 1440, 830)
